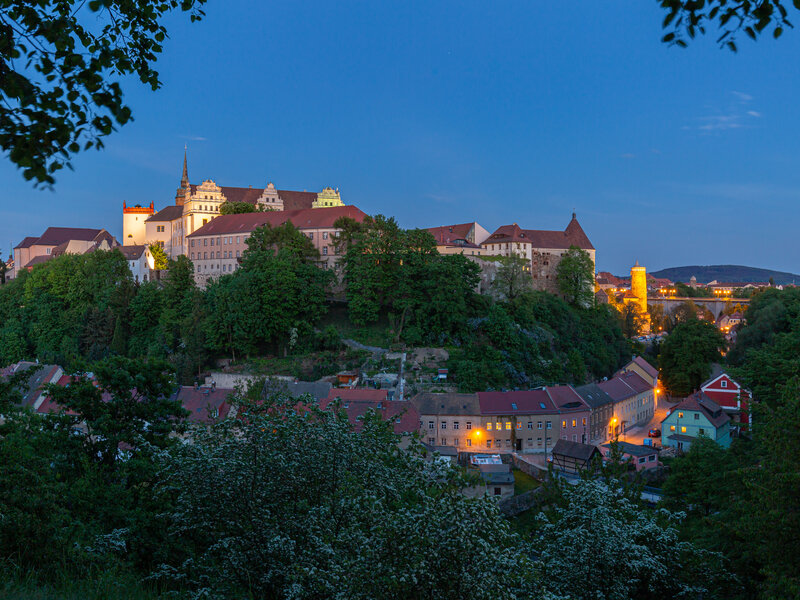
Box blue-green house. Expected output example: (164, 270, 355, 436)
(661, 392, 731, 451)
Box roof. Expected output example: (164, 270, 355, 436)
(602, 441, 657, 457)
(147, 205, 184, 222)
(318, 397, 419, 434)
(118, 245, 146, 260)
(186, 205, 367, 238)
(411, 392, 480, 416)
(477, 463, 514, 485)
(630, 356, 658, 380)
(427, 223, 482, 247)
(667, 434, 696, 442)
(483, 215, 594, 251)
(2, 362, 62, 408)
(36, 227, 105, 246)
(14, 236, 39, 249)
(24, 255, 53, 268)
(478, 389, 556, 415)
(663, 392, 731, 429)
(188, 184, 319, 211)
(598, 371, 652, 402)
(574, 383, 615, 409)
(262, 379, 332, 401)
(552, 439, 601, 461)
(325, 388, 388, 403)
(173, 386, 233, 423)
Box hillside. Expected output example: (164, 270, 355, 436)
(650, 265, 800, 285)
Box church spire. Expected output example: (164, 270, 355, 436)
(175, 146, 190, 206)
(181, 145, 189, 187)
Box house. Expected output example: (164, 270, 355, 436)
(1, 361, 64, 412)
(336, 370, 359, 387)
(575, 383, 615, 443)
(717, 312, 744, 334)
(185, 205, 367, 285)
(411, 392, 483, 450)
(551, 439, 601, 475)
(319, 392, 419, 438)
(598, 371, 655, 436)
(117, 245, 151, 283)
(477, 463, 515, 499)
(13, 227, 118, 277)
(480, 213, 595, 294)
(661, 392, 731, 451)
(436, 368, 448, 381)
(426, 222, 490, 256)
(700, 372, 751, 427)
(601, 441, 659, 471)
(173, 385, 234, 423)
(616, 356, 659, 389)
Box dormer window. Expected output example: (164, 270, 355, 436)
(721, 380, 727, 388)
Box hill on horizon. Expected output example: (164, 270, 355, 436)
(649, 265, 800, 285)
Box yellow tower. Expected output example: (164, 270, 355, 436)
(630, 260, 650, 333)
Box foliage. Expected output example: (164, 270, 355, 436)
(659, 0, 796, 51)
(148, 244, 168, 271)
(0, 0, 206, 185)
(675, 282, 713, 298)
(490, 254, 532, 300)
(152, 394, 532, 599)
(659, 319, 725, 397)
(219, 201, 257, 214)
(555, 245, 595, 307)
(619, 302, 648, 338)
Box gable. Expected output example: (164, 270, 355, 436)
(701, 373, 741, 393)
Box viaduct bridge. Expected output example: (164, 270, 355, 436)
(647, 296, 750, 320)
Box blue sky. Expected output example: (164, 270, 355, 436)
(2, 1, 800, 275)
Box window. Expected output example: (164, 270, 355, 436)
(453, 438, 458, 446)
(678, 412, 684, 418)
(441, 439, 446, 445)
(496, 439, 502, 447)
(323, 232, 328, 239)
(505, 422, 511, 430)
(505, 440, 511, 447)
(494, 487, 502, 496)
(203, 252, 207, 259)
(191, 253, 194, 259)
(516, 422, 521, 430)
(546, 421, 552, 430)
(582, 417, 586, 426)
(466, 421, 472, 430)
(308, 232, 313, 240)
(236, 250, 240, 258)
(698, 428, 705, 436)
(694, 413, 700, 420)
(721, 380, 728, 388)
(527, 422, 533, 430)
(511, 402, 517, 410)
(572, 434, 577, 442)
(210, 238, 214, 246)
(527, 438, 532, 445)
(648, 455, 655, 462)
(487, 422, 493, 430)
(216, 251, 220, 258)
(562, 420, 567, 428)
(670, 425, 676, 432)
(681, 426, 687, 433)
(191, 240, 195, 247)
(323, 247, 328, 256)
(638, 457, 646, 464)
(537, 437, 543, 446)
(441, 422, 446, 429)
(466, 438, 471, 447)
(204, 239, 208, 246)
(486, 440, 491, 448)
(429, 438, 435, 445)
(537, 421, 543, 430)
(572, 419, 577, 427)
(453, 421, 459, 430)
(428, 421, 434, 430)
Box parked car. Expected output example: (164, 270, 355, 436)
(648, 429, 661, 438)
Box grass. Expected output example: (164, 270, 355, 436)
(513, 468, 541, 495)
(0, 570, 161, 600)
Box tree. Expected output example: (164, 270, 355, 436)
(1, 0, 207, 185)
(556, 245, 595, 308)
(219, 201, 258, 214)
(619, 302, 648, 338)
(659, 0, 796, 51)
(490, 255, 532, 301)
(152, 394, 532, 598)
(148, 243, 168, 271)
(659, 319, 725, 397)
(533, 478, 733, 600)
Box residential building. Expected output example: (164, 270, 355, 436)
(598, 371, 655, 436)
(173, 385, 234, 423)
(1, 361, 64, 412)
(318, 392, 420, 442)
(551, 439, 601, 475)
(118, 245, 151, 283)
(661, 392, 731, 451)
(574, 383, 615, 443)
(426, 222, 490, 256)
(411, 392, 483, 450)
(601, 441, 659, 471)
(13, 227, 118, 277)
(185, 205, 367, 285)
(480, 213, 595, 294)
(477, 463, 515, 499)
(145, 205, 185, 259)
(700, 372, 751, 427)
(616, 356, 659, 390)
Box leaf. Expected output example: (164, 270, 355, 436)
(774, 26, 783, 38)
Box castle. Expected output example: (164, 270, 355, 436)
(122, 151, 344, 260)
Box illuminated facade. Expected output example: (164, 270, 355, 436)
(312, 187, 343, 208)
(122, 202, 154, 246)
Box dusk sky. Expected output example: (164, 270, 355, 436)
(2, 1, 799, 275)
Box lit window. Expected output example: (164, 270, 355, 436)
(670, 425, 676, 431)
(678, 412, 684, 418)
(516, 422, 521, 430)
(562, 420, 567, 428)
(487, 422, 492, 430)
(582, 418, 586, 426)
(505, 422, 511, 430)
(681, 426, 687, 433)
(572, 419, 576, 427)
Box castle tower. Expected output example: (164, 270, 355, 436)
(631, 260, 650, 332)
(122, 201, 154, 246)
(312, 186, 344, 208)
(175, 147, 191, 206)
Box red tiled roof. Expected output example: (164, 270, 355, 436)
(118, 245, 146, 260)
(668, 392, 731, 429)
(36, 227, 105, 246)
(325, 388, 388, 403)
(484, 215, 594, 251)
(318, 397, 419, 434)
(14, 236, 39, 249)
(427, 223, 474, 246)
(598, 371, 652, 402)
(188, 184, 319, 211)
(478, 389, 557, 415)
(147, 205, 184, 222)
(186, 205, 367, 238)
(174, 386, 233, 423)
(546, 385, 590, 411)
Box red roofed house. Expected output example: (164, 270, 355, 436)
(481, 213, 595, 294)
(123, 150, 352, 260)
(13, 227, 118, 277)
(616, 356, 659, 389)
(426, 222, 490, 256)
(173, 384, 234, 424)
(1, 361, 64, 412)
(185, 205, 367, 285)
(700, 372, 751, 427)
(319, 389, 419, 443)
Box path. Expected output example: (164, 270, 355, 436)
(342, 338, 388, 355)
